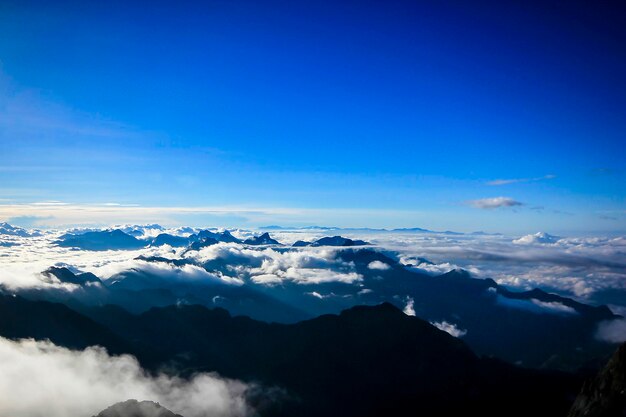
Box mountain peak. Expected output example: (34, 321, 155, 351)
(0, 222, 40, 237)
(244, 232, 281, 245)
(513, 232, 561, 245)
(43, 266, 101, 285)
(93, 400, 183, 417)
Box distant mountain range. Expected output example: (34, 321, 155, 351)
(0, 222, 41, 237)
(259, 225, 503, 235)
(293, 235, 369, 247)
(56, 229, 147, 250)
(54, 228, 371, 251)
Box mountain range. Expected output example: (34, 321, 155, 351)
(54, 228, 372, 251)
(6, 242, 619, 370)
(0, 294, 583, 417)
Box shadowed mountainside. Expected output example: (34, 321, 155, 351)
(569, 342, 626, 417)
(9, 245, 619, 370)
(0, 294, 582, 417)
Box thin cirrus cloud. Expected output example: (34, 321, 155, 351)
(466, 197, 524, 209)
(487, 174, 556, 186)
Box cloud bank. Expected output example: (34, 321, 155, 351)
(2, 226, 626, 312)
(0, 337, 251, 417)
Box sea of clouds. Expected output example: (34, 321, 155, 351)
(1, 224, 626, 413)
(1, 226, 625, 309)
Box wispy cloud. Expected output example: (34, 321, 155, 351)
(430, 321, 467, 338)
(466, 197, 524, 209)
(487, 174, 555, 186)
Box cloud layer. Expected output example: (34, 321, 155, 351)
(0, 337, 251, 417)
(1, 226, 625, 312)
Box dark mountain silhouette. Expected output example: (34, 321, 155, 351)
(186, 237, 218, 252)
(498, 287, 614, 320)
(569, 342, 626, 417)
(392, 227, 433, 232)
(243, 232, 281, 245)
(1, 299, 582, 417)
(151, 233, 191, 247)
(335, 249, 617, 369)
(43, 266, 101, 285)
(209, 230, 241, 243)
(56, 229, 146, 250)
(118, 224, 164, 238)
(312, 236, 369, 246)
(93, 400, 183, 417)
(0, 294, 130, 353)
(185, 229, 242, 245)
(258, 225, 286, 230)
(0, 222, 41, 237)
(401, 256, 434, 266)
(9, 246, 618, 370)
(293, 236, 370, 247)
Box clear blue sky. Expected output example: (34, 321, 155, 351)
(0, 0, 624, 233)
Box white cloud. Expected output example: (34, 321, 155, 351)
(2, 228, 626, 314)
(251, 268, 362, 285)
(0, 337, 251, 417)
(372, 231, 626, 306)
(367, 260, 390, 270)
(403, 297, 416, 316)
(487, 174, 556, 186)
(496, 296, 577, 315)
(530, 299, 577, 314)
(306, 291, 325, 299)
(430, 321, 467, 338)
(513, 232, 561, 245)
(596, 319, 626, 343)
(466, 197, 523, 209)
(247, 273, 284, 285)
(192, 244, 362, 286)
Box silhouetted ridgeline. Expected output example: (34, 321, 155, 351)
(1, 294, 583, 417)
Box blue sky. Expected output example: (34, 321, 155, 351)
(0, 0, 624, 233)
